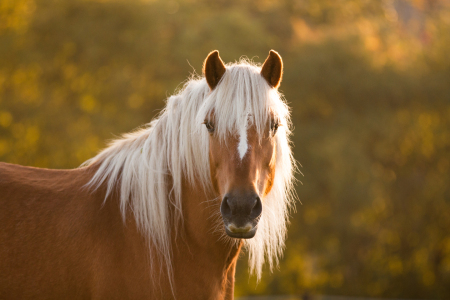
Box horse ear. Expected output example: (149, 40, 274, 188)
(261, 50, 283, 89)
(203, 50, 226, 90)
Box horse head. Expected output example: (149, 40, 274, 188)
(201, 50, 285, 239)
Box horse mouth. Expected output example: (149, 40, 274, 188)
(224, 222, 257, 239)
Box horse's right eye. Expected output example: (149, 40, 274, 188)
(204, 121, 215, 133)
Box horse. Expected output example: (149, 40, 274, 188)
(0, 50, 296, 299)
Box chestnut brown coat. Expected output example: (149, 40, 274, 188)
(0, 50, 294, 300)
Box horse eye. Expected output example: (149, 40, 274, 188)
(204, 121, 215, 133)
(270, 119, 279, 134)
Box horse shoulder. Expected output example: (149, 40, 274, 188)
(0, 163, 105, 298)
(0, 162, 159, 299)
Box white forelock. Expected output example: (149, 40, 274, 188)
(82, 58, 296, 284)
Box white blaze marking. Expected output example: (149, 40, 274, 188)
(238, 124, 248, 160)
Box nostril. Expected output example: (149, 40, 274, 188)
(220, 196, 232, 217)
(250, 196, 262, 219)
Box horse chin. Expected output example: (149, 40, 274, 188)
(223, 221, 258, 239)
(225, 227, 257, 239)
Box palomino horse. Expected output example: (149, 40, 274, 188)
(0, 50, 295, 299)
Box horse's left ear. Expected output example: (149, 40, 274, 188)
(203, 50, 226, 90)
(261, 50, 283, 89)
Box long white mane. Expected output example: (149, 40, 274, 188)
(83, 59, 296, 282)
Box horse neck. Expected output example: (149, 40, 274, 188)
(169, 179, 243, 297)
(180, 178, 239, 247)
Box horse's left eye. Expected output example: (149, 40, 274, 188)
(270, 119, 279, 135)
(204, 121, 215, 133)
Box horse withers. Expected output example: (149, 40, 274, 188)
(0, 50, 296, 299)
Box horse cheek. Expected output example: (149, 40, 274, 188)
(209, 146, 221, 195)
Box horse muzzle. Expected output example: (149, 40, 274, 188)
(220, 191, 262, 239)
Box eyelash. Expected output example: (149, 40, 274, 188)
(203, 121, 215, 133)
(271, 119, 279, 134)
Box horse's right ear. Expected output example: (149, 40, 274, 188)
(203, 50, 226, 90)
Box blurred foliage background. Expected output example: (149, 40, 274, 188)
(1, 0, 450, 298)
